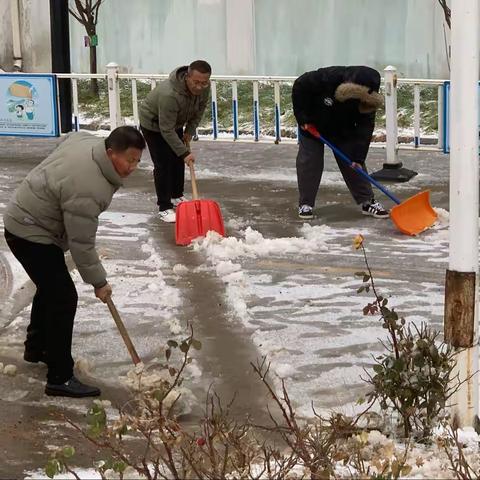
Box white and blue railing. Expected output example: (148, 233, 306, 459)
(56, 66, 448, 152)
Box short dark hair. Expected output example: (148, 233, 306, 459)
(188, 60, 212, 75)
(105, 126, 146, 151)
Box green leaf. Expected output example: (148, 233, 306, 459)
(192, 339, 202, 350)
(363, 275, 370, 283)
(167, 340, 178, 348)
(113, 461, 127, 473)
(62, 446, 75, 459)
(45, 459, 61, 479)
(169, 367, 177, 377)
(165, 348, 171, 361)
(357, 286, 365, 294)
(355, 271, 367, 277)
(179, 341, 189, 353)
(86, 403, 107, 437)
(153, 389, 165, 402)
(373, 364, 383, 374)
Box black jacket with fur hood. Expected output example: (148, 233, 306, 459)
(292, 66, 383, 162)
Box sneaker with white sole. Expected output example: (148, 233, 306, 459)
(171, 196, 187, 208)
(158, 209, 176, 223)
(361, 199, 389, 218)
(298, 205, 313, 219)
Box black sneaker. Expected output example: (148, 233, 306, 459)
(45, 376, 101, 398)
(361, 199, 389, 218)
(298, 205, 313, 219)
(24, 350, 47, 364)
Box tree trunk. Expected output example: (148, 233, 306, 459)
(89, 26, 99, 97)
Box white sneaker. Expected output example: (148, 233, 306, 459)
(298, 205, 313, 219)
(171, 196, 187, 208)
(158, 209, 176, 223)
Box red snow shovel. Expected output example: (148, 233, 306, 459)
(175, 162, 225, 246)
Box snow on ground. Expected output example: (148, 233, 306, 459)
(192, 218, 449, 416)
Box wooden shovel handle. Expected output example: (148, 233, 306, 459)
(189, 162, 199, 200)
(185, 140, 199, 200)
(106, 297, 141, 365)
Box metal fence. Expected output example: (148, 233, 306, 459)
(56, 64, 448, 155)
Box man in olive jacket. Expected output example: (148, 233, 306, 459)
(3, 126, 145, 398)
(139, 60, 211, 223)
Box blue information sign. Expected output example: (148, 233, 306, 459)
(0, 73, 59, 137)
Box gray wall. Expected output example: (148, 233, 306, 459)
(0, 0, 51, 72)
(1, 0, 451, 78)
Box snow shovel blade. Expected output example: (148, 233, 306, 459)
(389, 191, 438, 236)
(175, 199, 225, 246)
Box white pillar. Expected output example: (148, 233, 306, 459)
(384, 66, 399, 165)
(446, 0, 479, 427)
(106, 62, 121, 130)
(10, 0, 22, 71)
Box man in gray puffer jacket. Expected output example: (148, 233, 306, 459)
(139, 60, 211, 223)
(3, 126, 145, 398)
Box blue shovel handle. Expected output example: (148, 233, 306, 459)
(304, 126, 401, 205)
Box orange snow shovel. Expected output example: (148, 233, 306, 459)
(305, 125, 438, 235)
(175, 161, 225, 245)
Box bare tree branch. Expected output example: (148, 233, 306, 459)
(437, 0, 451, 29)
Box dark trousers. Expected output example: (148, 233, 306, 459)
(141, 126, 185, 211)
(296, 133, 374, 207)
(4, 229, 76, 384)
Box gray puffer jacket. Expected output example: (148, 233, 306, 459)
(3, 131, 123, 287)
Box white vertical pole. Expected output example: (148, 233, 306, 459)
(437, 84, 445, 150)
(131, 79, 139, 129)
(106, 62, 121, 130)
(253, 80, 260, 141)
(413, 84, 421, 148)
(384, 66, 399, 165)
(447, 0, 479, 427)
(274, 81, 281, 144)
(211, 80, 218, 140)
(150, 79, 157, 90)
(232, 80, 239, 140)
(72, 78, 79, 131)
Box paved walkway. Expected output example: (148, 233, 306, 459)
(0, 136, 450, 476)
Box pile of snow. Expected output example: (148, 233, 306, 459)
(192, 224, 331, 262)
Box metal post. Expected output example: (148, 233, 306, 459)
(445, 0, 479, 428)
(371, 66, 417, 182)
(232, 80, 239, 140)
(437, 84, 445, 150)
(253, 80, 260, 141)
(106, 62, 121, 130)
(49, 0, 72, 133)
(413, 84, 421, 148)
(131, 79, 139, 129)
(211, 80, 218, 140)
(274, 81, 281, 144)
(72, 78, 79, 131)
(150, 79, 156, 90)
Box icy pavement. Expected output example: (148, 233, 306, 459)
(0, 136, 453, 475)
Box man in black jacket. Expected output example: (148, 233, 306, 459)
(292, 66, 388, 220)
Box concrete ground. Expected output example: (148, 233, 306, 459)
(0, 135, 451, 477)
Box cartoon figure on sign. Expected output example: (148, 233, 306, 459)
(6, 80, 38, 120)
(25, 99, 35, 120)
(15, 104, 24, 118)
